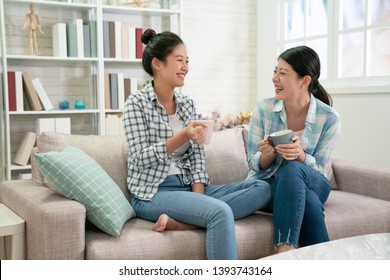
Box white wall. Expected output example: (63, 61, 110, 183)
(257, 1, 390, 167)
(181, 0, 257, 116)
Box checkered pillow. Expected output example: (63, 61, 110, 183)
(34, 146, 135, 236)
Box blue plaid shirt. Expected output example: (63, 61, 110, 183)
(123, 82, 210, 201)
(247, 94, 341, 179)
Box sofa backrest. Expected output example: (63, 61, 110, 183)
(32, 127, 251, 200)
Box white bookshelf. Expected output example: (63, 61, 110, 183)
(0, 0, 182, 180)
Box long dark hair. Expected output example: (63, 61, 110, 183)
(279, 46, 333, 106)
(141, 28, 184, 77)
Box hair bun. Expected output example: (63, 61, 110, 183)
(141, 29, 157, 45)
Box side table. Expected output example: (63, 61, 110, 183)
(0, 203, 25, 260)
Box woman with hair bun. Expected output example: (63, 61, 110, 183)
(247, 46, 341, 253)
(122, 29, 271, 259)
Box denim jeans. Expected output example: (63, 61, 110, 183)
(131, 174, 271, 260)
(259, 161, 331, 248)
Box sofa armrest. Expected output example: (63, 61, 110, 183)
(0, 180, 86, 259)
(332, 158, 390, 202)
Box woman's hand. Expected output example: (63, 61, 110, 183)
(185, 121, 208, 144)
(259, 135, 276, 157)
(275, 135, 305, 162)
(259, 135, 277, 170)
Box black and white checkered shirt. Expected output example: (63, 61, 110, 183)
(123, 82, 210, 201)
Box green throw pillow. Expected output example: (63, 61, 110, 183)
(34, 146, 135, 236)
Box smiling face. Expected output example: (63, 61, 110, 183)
(272, 58, 309, 101)
(153, 43, 189, 88)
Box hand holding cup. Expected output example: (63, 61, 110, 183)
(188, 120, 214, 145)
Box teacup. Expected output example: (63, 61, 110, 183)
(192, 119, 214, 145)
(269, 129, 293, 146)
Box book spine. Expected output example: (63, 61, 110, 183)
(15, 71, 24, 112)
(103, 21, 110, 58)
(115, 21, 122, 59)
(66, 23, 78, 57)
(105, 73, 111, 109)
(72, 18, 84, 58)
(121, 25, 129, 59)
(128, 26, 136, 60)
(7, 71, 17, 111)
(109, 21, 116, 58)
(109, 73, 118, 110)
(117, 73, 125, 109)
(130, 77, 138, 93)
(135, 28, 143, 59)
(83, 24, 91, 57)
(22, 72, 43, 111)
(88, 20, 97, 57)
(32, 78, 54, 111)
(52, 23, 67, 57)
(13, 132, 37, 166)
(105, 114, 124, 136)
(124, 78, 131, 102)
(55, 118, 71, 134)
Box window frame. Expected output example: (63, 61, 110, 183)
(277, 0, 390, 95)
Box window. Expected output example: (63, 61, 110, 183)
(277, 0, 390, 93)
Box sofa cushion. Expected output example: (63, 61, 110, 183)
(34, 132, 129, 200)
(204, 127, 249, 185)
(34, 146, 135, 236)
(325, 190, 390, 239)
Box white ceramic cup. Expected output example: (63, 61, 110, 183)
(269, 129, 293, 146)
(193, 119, 214, 145)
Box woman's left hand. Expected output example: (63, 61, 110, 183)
(275, 135, 304, 162)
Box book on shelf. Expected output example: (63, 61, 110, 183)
(103, 21, 110, 58)
(55, 118, 71, 134)
(109, 21, 116, 58)
(135, 28, 143, 59)
(13, 132, 37, 166)
(121, 25, 129, 59)
(7, 71, 17, 111)
(22, 72, 43, 111)
(36, 118, 71, 135)
(114, 21, 122, 59)
(32, 78, 54, 111)
(15, 71, 24, 112)
(109, 73, 119, 109)
(52, 22, 67, 57)
(128, 26, 136, 60)
(124, 78, 131, 102)
(85, 20, 97, 57)
(83, 24, 91, 57)
(117, 73, 125, 109)
(130, 77, 138, 94)
(17, 173, 32, 180)
(124, 77, 138, 101)
(72, 18, 84, 58)
(105, 73, 111, 109)
(105, 114, 124, 136)
(66, 22, 78, 57)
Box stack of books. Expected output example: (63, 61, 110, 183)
(7, 71, 54, 112)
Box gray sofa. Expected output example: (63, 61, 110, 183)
(1, 127, 390, 259)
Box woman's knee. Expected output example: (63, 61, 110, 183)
(278, 161, 303, 177)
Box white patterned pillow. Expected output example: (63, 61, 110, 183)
(34, 146, 135, 236)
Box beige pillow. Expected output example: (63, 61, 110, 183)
(205, 127, 249, 186)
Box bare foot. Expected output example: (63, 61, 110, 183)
(153, 214, 197, 232)
(276, 244, 296, 254)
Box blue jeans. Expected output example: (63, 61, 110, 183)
(258, 161, 331, 248)
(131, 175, 271, 260)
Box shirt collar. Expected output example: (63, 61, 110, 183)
(272, 93, 317, 124)
(144, 81, 184, 104)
